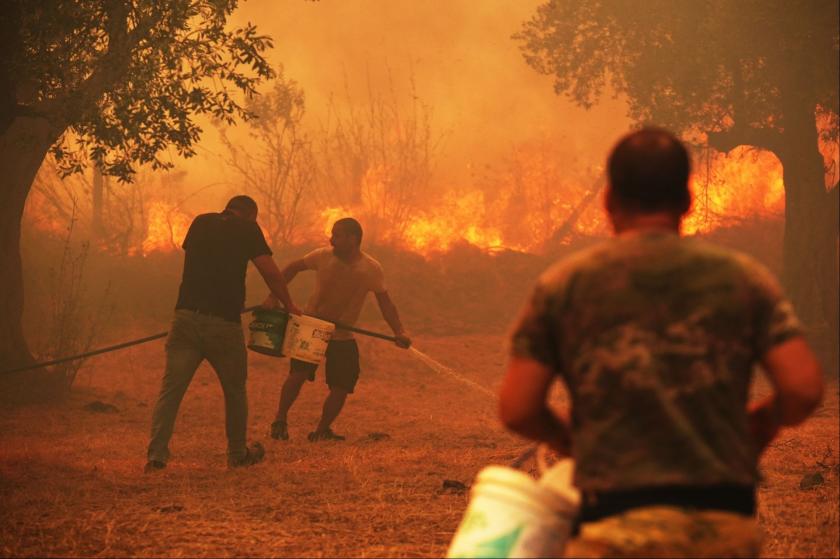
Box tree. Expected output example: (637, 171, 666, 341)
(515, 0, 839, 367)
(0, 1, 274, 371)
(317, 72, 438, 244)
(219, 70, 315, 247)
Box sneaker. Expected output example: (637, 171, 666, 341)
(307, 428, 346, 442)
(144, 460, 166, 473)
(228, 442, 266, 468)
(270, 420, 289, 441)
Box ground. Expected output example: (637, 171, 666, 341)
(1, 333, 838, 558)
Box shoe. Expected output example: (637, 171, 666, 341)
(144, 460, 166, 473)
(307, 428, 346, 442)
(228, 442, 266, 468)
(270, 420, 289, 441)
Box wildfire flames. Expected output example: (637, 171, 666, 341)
(315, 144, 789, 254)
(26, 137, 837, 258)
(682, 146, 785, 236)
(140, 201, 191, 256)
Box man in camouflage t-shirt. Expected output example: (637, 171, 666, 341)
(499, 128, 824, 557)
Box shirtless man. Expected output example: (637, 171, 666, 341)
(265, 218, 411, 441)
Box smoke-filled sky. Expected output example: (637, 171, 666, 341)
(186, 0, 631, 200)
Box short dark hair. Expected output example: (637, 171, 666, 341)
(333, 217, 363, 244)
(225, 195, 258, 216)
(607, 127, 691, 214)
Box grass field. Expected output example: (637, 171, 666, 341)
(1, 332, 837, 558)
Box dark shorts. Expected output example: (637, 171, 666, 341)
(290, 339, 360, 393)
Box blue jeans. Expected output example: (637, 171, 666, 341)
(148, 310, 249, 463)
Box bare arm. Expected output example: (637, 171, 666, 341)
(280, 258, 309, 284)
(374, 291, 410, 348)
(749, 336, 824, 452)
(252, 255, 301, 314)
(499, 356, 571, 456)
(260, 258, 308, 311)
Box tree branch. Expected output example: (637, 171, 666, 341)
(38, 2, 158, 127)
(707, 124, 783, 153)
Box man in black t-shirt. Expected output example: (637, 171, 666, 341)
(145, 195, 301, 472)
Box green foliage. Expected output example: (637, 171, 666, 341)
(514, 1, 839, 136)
(10, 0, 275, 182)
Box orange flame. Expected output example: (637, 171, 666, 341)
(30, 111, 839, 259)
(401, 191, 510, 253)
(311, 145, 789, 256)
(683, 146, 785, 235)
(140, 201, 191, 256)
(817, 108, 839, 190)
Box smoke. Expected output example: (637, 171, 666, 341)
(185, 0, 631, 197)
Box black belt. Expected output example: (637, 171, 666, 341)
(176, 306, 240, 323)
(575, 484, 755, 532)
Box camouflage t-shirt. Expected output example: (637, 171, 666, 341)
(509, 231, 803, 492)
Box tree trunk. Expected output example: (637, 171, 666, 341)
(92, 163, 104, 238)
(0, 115, 58, 372)
(778, 101, 840, 375)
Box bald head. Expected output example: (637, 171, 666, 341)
(607, 127, 691, 215)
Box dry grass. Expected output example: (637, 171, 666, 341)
(0, 333, 837, 558)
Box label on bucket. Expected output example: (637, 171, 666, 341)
(247, 310, 290, 357)
(250, 331, 272, 347)
(448, 510, 562, 558)
(449, 509, 525, 558)
(282, 315, 335, 365)
(311, 328, 333, 341)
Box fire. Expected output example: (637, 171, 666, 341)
(27, 148, 789, 259)
(32, 117, 838, 259)
(309, 145, 789, 255)
(140, 201, 191, 256)
(401, 191, 509, 253)
(817, 108, 839, 190)
(319, 206, 353, 238)
(683, 146, 785, 235)
(316, 192, 513, 254)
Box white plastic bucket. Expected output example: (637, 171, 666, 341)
(281, 314, 335, 364)
(446, 460, 580, 559)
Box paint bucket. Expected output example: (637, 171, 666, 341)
(446, 460, 580, 559)
(281, 314, 336, 365)
(247, 308, 290, 356)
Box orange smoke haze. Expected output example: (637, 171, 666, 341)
(188, 0, 631, 201)
(22, 1, 840, 258)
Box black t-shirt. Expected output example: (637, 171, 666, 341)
(175, 211, 272, 322)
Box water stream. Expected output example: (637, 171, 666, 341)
(408, 346, 496, 399)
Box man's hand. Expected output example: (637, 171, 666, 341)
(375, 291, 409, 347)
(261, 294, 302, 315)
(748, 397, 781, 453)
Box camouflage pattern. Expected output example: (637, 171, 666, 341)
(563, 505, 761, 558)
(510, 231, 803, 492)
